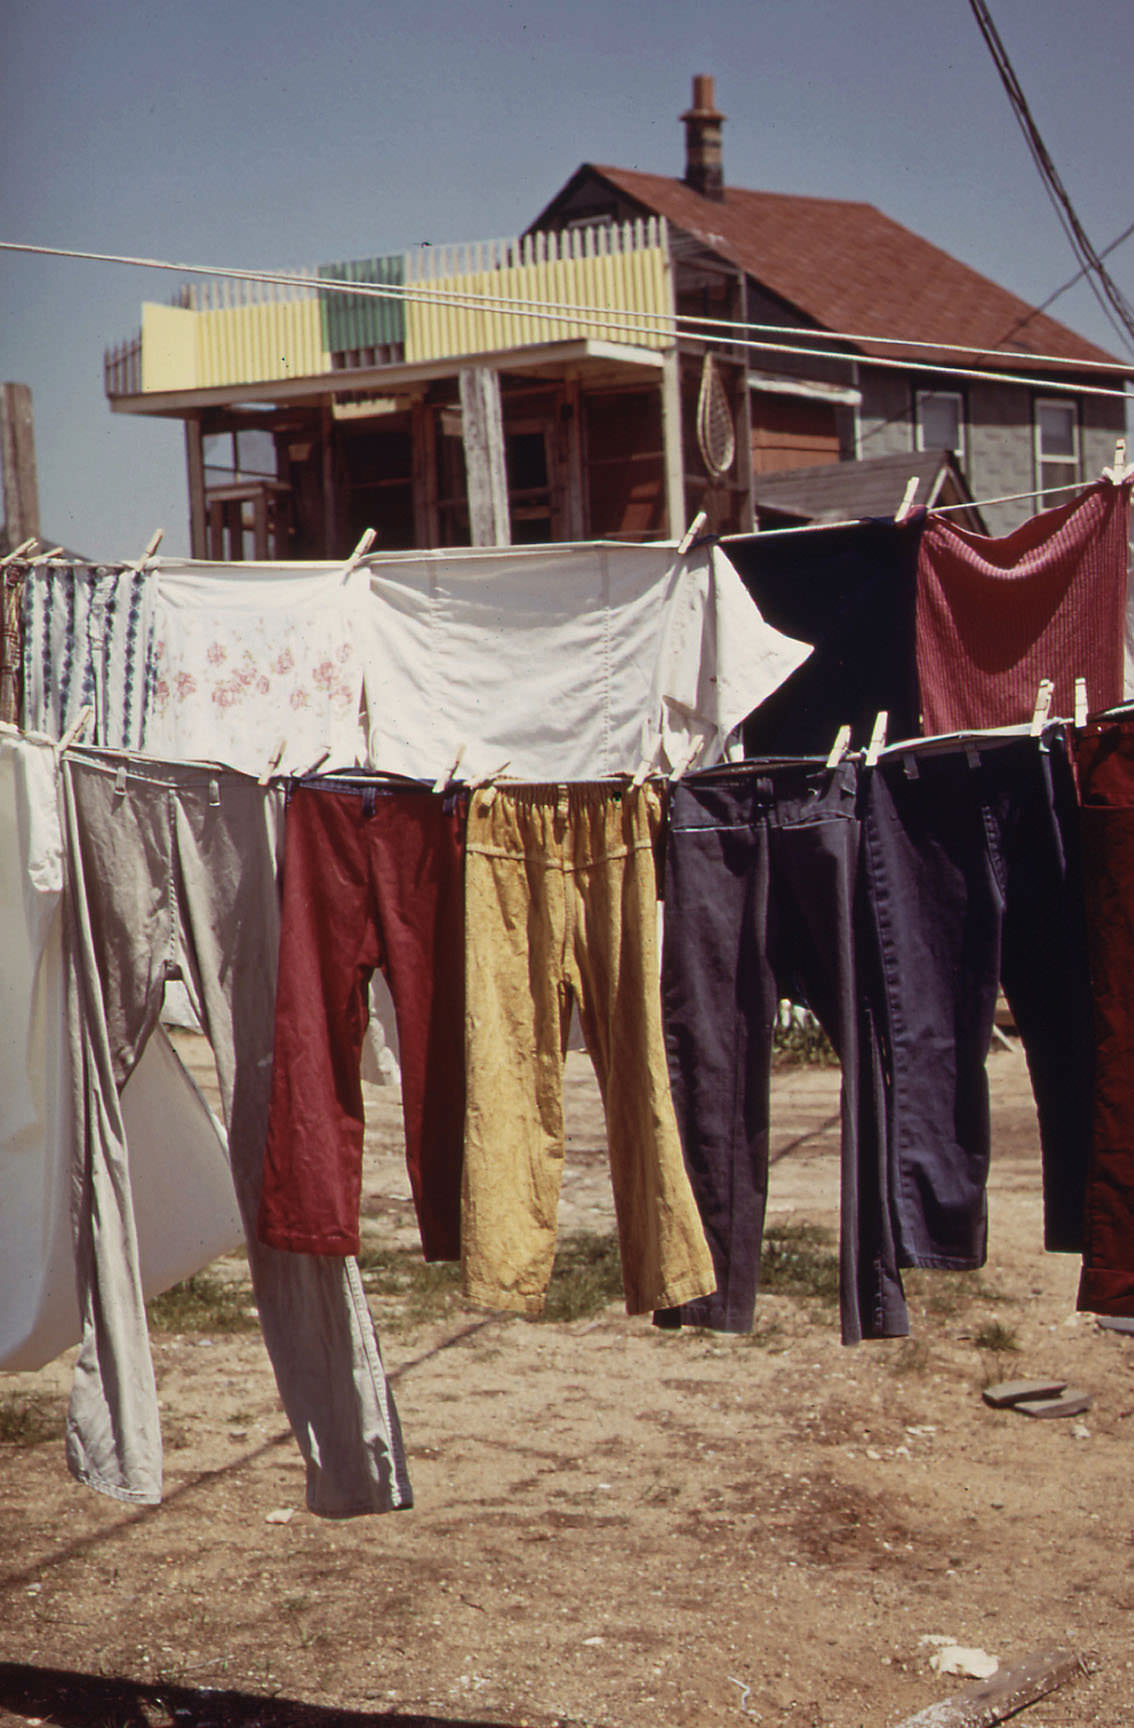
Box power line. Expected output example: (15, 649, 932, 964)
(967, 0, 1134, 356)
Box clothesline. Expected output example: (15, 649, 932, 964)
(723, 474, 1122, 541)
(5, 237, 1133, 403)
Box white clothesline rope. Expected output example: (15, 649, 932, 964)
(5, 238, 1133, 403)
(719, 475, 1113, 541)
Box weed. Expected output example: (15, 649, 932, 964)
(0, 1393, 65, 1447)
(145, 1271, 259, 1335)
(760, 1221, 840, 1305)
(973, 1318, 1020, 1354)
(906, 1268, 1010, 1319)
(886, 1337, 932, 1377)
(772, 1001, 838, 1067)
(542, 1232, 624, 1322)
(356, 1245, 463, 1327)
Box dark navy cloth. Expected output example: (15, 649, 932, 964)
(728, 514, 925, 756)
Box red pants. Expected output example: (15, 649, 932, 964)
(259, 781, 465, 1261)
(1075, 720, 1134, 1315)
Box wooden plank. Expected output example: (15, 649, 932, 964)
(660, 351, 684, 540)
(0, 383, 40, 546)
(893, 1648, 1082, 1728)
(458, 366, 510, 546)
(184, 418, 207, 557)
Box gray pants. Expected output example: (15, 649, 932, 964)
(62, 749, 411, 1515)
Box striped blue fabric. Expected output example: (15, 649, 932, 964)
(22, 565, 157, 749)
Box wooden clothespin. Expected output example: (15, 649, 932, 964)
(1102, 438, 1134, 485)
(258, 737, 287, 785)
(342, 528, 376, 580)
(1030, 677, 1054, 737)
(826, 724, 852, 769)
(0, 537, 38, 569)
(127, 529, 163, 575)
(894, 478, 919, 522)
(677, 511, 709, 556)
(668, 734, 707, 783)
(1074, 677, 1088, 728)
(31, 545, 64, 565)
(864, 711, 889, 768)
(57, 705, 94, 752)
(432, 745, 466, 794)
(302, 747, 332, 777)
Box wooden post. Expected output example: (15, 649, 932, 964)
(1, 383, 40, 546)
(563, 376, 585, 540)
(660, 352, 685, 541)
(459, 366, 510, 546)
(411, 396, 438, 548)
(185, 419, 207, 558)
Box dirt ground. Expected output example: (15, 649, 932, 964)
(2, 1035, 1133, 1728)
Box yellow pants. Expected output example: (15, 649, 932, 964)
(462, 782, 716, 1316)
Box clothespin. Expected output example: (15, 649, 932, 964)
(466, 760, 510, 789)
(669, 734, 707, 783)
(31, 545, 64, 565)
(1102, 438, 1134, 485)
(342, 528, 376, 580)
(826, 724, 852, 770)
(1030, 677, 1054, 737)
(894, 478, 919, 522)
(258, 737, 287, 785)
(0, 537, 38, 569)
(432, 744, 466, 794)
(57, 706, 94, 752)
(677, 512, 709, 556)
(864, 711, 888, 769)
(1074, 677, 1088, 728)
(303, 747, 332, 777)
(127, 529, 163, 575)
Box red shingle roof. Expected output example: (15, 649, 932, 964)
(586, 164, 1127, 375)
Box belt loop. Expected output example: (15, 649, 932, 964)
(361, 785, 376, 819)
(556, 785, 570, 819)
(113, 766, 127, 798)
(208, 778, 221, 807)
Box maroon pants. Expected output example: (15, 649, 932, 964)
(1075, 720, 1134, 1315)
(259, 781, 465, 1261)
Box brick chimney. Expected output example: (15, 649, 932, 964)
(681, 74, 725, 201)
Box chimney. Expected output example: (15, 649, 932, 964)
(681, 74, 725, 201)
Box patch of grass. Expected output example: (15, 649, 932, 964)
(543, 1232, 624, 1322)
(906, 1268, 1010, 1319)
(0, 1393, 65, 1447)
(145, 1271, 259, 1335)
(772, 1002, 838, 1067)
(760, 1220, 840, 1305)
(973, 1318, 1020, 1354)
(886, 1336, 932, 1377)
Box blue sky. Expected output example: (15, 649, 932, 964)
(1, 0, 1131, 558)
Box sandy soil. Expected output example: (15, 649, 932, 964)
(1, 1038, 1132, 1728)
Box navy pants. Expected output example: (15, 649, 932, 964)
(659, 762, 907, 1346)
(859, 726, 1092, 1269)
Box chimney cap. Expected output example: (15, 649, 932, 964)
(681, 73, 724, 122)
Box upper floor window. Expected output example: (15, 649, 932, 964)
(915, 389, 965, 462)
(1034, 398, 1080, 507)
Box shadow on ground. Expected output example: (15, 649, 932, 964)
(0, 1664, 525, 1728)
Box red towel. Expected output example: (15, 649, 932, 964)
(916, 480, 1130, 734)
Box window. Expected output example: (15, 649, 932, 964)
(1035, 399, 1080, 506)
(915, 390, 965, 462)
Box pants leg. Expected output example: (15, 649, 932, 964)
(259, 782, 465, 1262)
(1074, 720, 1134, 1314)
(566, 785, 716, 1316)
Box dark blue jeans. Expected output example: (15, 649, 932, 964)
(659, 762, 908, 1345)
(859, 725, 1092, 1269)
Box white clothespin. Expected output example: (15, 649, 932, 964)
(864, 711, 888, 768)
(0, 537, 38, 569)
(258, 737, 287, 785)
(669, 734, 707, 783)
(57, 705, 94, 752)
(342, 528, 376, 580)
(1030, 677, 1054, 737)
(894, 477, 919, 522)
(432, 744, 466, 794)
(1102, 438, 1134, 485)
(128, 529, 163, 575)
(1074, 677, 1088, 728)
(826, 724, 852, 769)
(677, 512, 709, 556)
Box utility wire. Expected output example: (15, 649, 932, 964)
(967, 0, 1134, 356)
